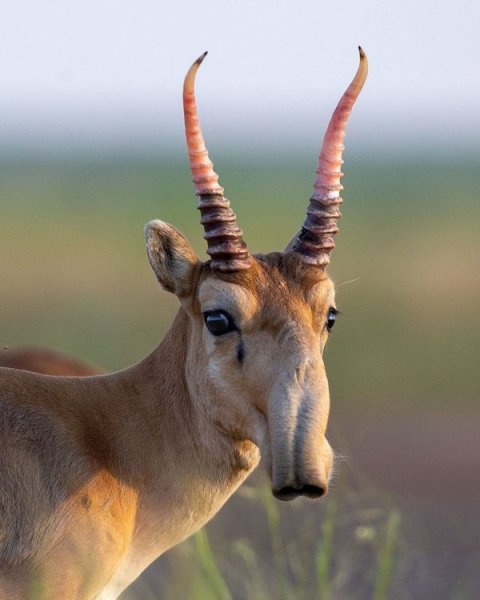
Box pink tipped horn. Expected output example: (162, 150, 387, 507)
(289, 47, 368, 266)
(183, 53, 252, 272)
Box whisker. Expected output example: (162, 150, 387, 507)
(336, 277, 362, 288)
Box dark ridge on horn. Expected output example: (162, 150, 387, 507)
(296, 195, 342, 265)
(290, 48, 368, 267)
(198, 194, 252, 272)
(184, 54, 252, 272)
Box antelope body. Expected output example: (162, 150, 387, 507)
(0, 50, 367, 599)
(0, 347, 103, 376)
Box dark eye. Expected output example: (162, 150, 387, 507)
(326, 308, 338, 332)
(204, 310, 238, 336)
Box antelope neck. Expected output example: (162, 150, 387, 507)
(95, 308, 259, 572)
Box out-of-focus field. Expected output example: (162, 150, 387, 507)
(1, 154, 479, 598)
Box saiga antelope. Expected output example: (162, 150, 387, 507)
(0, 49, 367, 599)
(0, 347, 103, 377)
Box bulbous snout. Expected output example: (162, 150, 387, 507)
(271, 439, 334, 501)
(268, 357, 333, 501)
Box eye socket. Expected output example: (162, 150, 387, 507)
(203, 310, 238, 336)
(326, 308, 338, 332)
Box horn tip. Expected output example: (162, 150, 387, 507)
(196, 51, 208, 66)
(358, 46, 366, 61)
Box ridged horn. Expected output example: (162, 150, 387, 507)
(183, 52, 252, 272)
(289, 47, 368, 266)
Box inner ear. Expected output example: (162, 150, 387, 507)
(145, 220, 201, 297)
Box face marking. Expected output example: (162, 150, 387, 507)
(237, 338, 245, 364)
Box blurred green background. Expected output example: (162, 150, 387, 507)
(1, 154, 478, 409)
(1, 151, 479, 598)
(2, 0, 480, 595)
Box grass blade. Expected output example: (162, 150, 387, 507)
(372, 511, 400, 600)
(316, 498, 337, 600)
(194, 528, 232, 600)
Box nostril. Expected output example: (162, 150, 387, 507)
(272, 484, 327, 501)
(301, 484, 326, 499)
(272, 486, 299, 501)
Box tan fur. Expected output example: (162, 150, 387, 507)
(0, 227, 336, 598)
(0, 49, 366, 595)
(0, 347, 103, 376)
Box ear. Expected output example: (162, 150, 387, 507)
(144, 220, 201, 297)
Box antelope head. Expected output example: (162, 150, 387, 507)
(145, 50, 367, 500)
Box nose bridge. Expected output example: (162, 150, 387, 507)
(274, 320, 329, 429)
(295, 354, 330, 426)
(285, 324, 326, 404)
(279, 317, 319, 368)
(291, 353, 331, 473)
(268, 328, 333, 499)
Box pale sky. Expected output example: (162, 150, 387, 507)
(1, 0, 479, 154)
